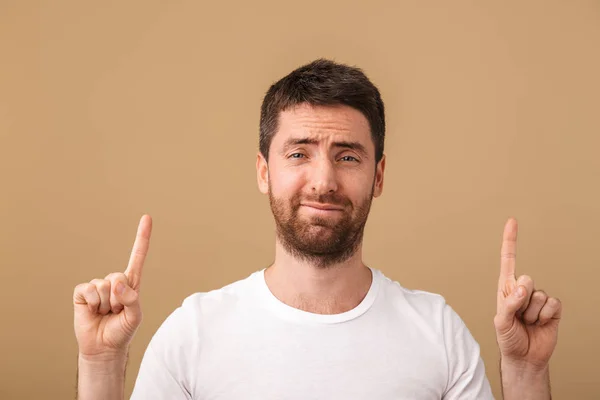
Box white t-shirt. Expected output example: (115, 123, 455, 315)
(131, 268, 494, 399)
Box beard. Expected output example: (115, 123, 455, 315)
(268, 181, 374, 269)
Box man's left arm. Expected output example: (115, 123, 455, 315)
(494, 218, 563, 400)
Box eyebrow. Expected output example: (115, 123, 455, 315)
(282, 137, 368, 157)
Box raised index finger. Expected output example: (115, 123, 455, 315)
(124, 214, 153, 291)
(499, 217, 518, 292)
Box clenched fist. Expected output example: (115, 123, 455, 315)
(73, 215, 152, 359)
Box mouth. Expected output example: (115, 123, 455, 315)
(300, 202, 345, 212)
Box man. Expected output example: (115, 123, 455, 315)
(73, 59, 562, 399)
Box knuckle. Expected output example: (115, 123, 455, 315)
(105, 272, 127, 280)
(533, 290, 547, 301)
(104, 272, 124, 281)
(90, 279, 109, 292)
(517, 275, 533, 285)
(73, 283, 91, 302)
(96, 280, 111, 291)
(74, 283, 88, 293)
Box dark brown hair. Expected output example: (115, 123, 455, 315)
(259, 58, 385, 163)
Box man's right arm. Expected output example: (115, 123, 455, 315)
(74, 215, 197, 400)
(73, 215, 152, 400)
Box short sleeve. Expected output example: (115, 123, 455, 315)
(130, 295, 202, 399)
(442, 304, 495, 400)
(130, 342, 192, 399)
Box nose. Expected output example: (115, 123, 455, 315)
(310, 158, 338, 195)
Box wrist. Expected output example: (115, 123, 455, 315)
(78, 351, 128, 375)
(501, 357, 549, 376)
(77, 352, 128, 400)
(500, 357, 551, 400)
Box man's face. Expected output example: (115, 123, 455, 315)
(257, 103, 385, 267)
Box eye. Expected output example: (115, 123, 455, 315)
(289, 153, 306, 159)
(340, 155, 358, 162)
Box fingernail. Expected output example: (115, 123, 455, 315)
(516, 286, 525, 297)
(116, 282, 125, 294)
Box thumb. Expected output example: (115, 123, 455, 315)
(495, 285, 527, 334)
(113, 281, 142, 328)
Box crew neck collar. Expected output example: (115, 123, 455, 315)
(255, 266, 381, 324)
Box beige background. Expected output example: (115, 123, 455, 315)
(1, 1, 599, 399)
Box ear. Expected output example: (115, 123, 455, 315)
(373, 154, 386, 198)
(256, 152, 269, 194)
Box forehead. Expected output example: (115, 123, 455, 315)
(273, 103, 373, 149)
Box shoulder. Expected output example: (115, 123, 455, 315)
(180, 271, 258, 317)
(375, 269, 470, 341)
(148, 270, 261, 346)
(377, 270, 448, 317)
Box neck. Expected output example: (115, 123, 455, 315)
(264, 239, 373, 314)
